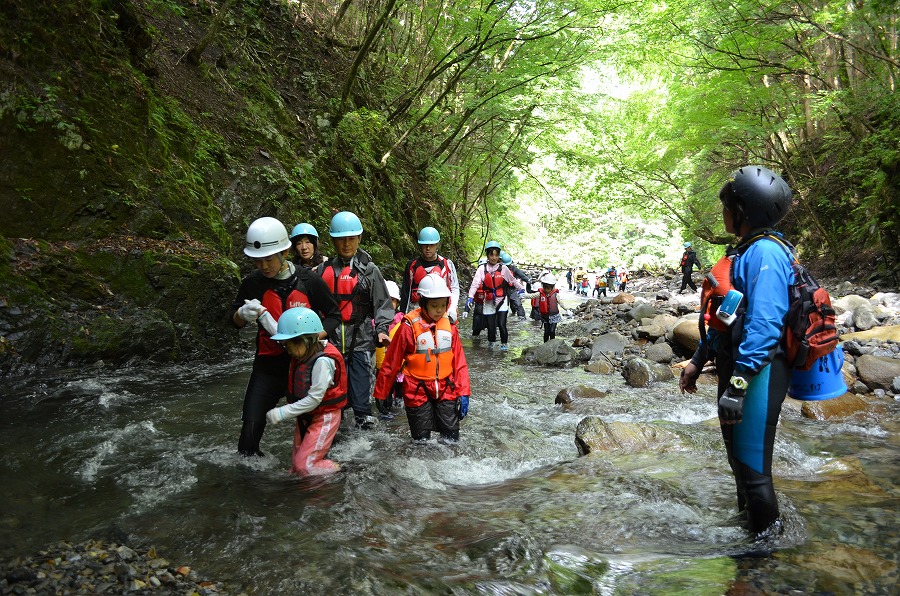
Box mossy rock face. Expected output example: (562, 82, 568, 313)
(0, 237, 239, 375)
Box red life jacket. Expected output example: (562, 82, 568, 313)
(288, 342, 347, 412)
(408, 257, 451, 304)
(680, 251, 690, 267)
(480, 265, 506, 301)
(320, 263, 363, 323)
(258, 283, 313, 357)
(474, 288, 486, 305)
(538, 288, 559, 316)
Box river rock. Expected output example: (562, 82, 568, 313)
(584, 360, 613, 374)
(574, 416, 682, 455)
(833, 294, 870, 313)
(855, 354, 900, 390)
(671, 318, 701, 353)
(634, 324, 666, 341)
(590, 332, 627, 358)
(520, 338, 578, 367)
(626, 302, 656, 322)
(799, 393, 871, 420)
(621, 357, 675, 387)
(612, 293, 635, 304)
(644, 342, 674, 364)
(841, 325, 900, 342)
(556, 385, 607, 406)
(850, 303, 877, 331)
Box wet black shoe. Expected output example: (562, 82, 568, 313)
(355, 415, 377, 430)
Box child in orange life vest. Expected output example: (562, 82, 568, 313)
(265, 308, 347, 476)
(618, 269, 629, 292)
(523, 273, 562, 342)
(374, 273, 471, 442)
(374, 280, 406, 416)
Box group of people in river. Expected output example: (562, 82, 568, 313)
(229, 164, 800, 542)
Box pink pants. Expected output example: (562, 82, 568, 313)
(291, 410, 340, 475)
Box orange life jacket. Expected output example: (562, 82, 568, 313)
(287, 342, 347, 412)
(700, 253, 738, 333)
(402, 310, 454, 381)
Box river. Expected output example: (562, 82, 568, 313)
(1, 297, 898, 594)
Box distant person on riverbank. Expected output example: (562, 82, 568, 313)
(290, 222, 326, 269)
(229, 217, 341, 457)
(618, 269, 629, 292)
(375, 273, 471, 443)
(678, 242, 703, 293)
(466, 241, 526, 351)
(523, 273, 561, 342)
(264, 308, 345, 475)
(594, 274, 607, 297)
(316, 211, 394, 430)
(679, 165, 794, 539)
(566, 268, 573, 291)
(606, 266, 617, 293)
(399, 226, 460, 323)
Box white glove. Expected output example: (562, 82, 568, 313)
(237, 299, 265, 323)
(258, 311, 278, 336)
(461, 311, 469, 319)
(266, 407, 286, 424)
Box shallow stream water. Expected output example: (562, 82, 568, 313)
(1, 297, 898, 594)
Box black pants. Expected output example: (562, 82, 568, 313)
(680, 271, 697, 292)
(484, 311, 509, 343)
(542, 318, 557, 342)
(406, 399, 460, 441)
(471, 304, 485, 336)
(238, 354, 290, 456)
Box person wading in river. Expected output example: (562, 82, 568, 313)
(679, 165, 794, 539)
(399, 226, 460, 323)
(265, 307, 346, 475)
(229, 217, 341, 457)
(465, 241, 527, 351)
(374, 273, 471, 443)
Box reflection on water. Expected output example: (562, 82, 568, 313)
(1, 304, 898, 593)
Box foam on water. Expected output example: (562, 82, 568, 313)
(77, 420, 157, 483)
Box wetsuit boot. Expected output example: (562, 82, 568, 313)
(237, 420, 266, 457)
(737, 461, 781, 536)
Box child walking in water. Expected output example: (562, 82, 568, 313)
(374, 273, 471, 443)
(265, 307, 346, 475)
(523, 273, 562, 342)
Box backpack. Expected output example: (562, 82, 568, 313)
(752, 234, 839, 370)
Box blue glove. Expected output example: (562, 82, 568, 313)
(466, 297, 474, 309)
(718, 387, 745, 424)
(457, 395, 469, 419)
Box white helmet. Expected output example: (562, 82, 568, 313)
(477, 257, 488, 266)
(244, 217, 291, 258)
(417, 272, 452, 299)
(539, 273, 557, 285)
(384, 280, 401, 301)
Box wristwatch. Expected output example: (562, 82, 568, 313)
(730, 375, 749, 391)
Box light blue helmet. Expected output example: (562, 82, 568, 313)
(270, 307, 324, 340)
(499, 251, 512, 265)
(485, 241, 501, 252)
(290, 223, 319, 241)
(417, 226, 441, 244)
(684, 242, 692, 248)
(329, 211, 363, 238)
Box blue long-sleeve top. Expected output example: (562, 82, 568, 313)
(701, 235, 794, 375)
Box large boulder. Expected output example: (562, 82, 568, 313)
(556, 385, 607, 406)
(644, 342, 675, 364)
(612, 293, 635, 304)
(833, 294, 871, 313)
(590, 332, 627, 359)
(520, 338, 578, 368)
(575, 417, 683, 455)
(671, 317, 702, 353)
(841, 325, 900, 342)
(634, 324, 666, 341)
(621, 357, 675, 387)
(799, 393, 880, 420)
(855, 354, 900, 390)
(626, 302, 656, 322)
(849, 303, 877, 331)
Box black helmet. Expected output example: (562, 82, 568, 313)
(719, 165, 792, 229)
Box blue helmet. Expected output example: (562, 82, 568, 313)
(499, 251, 512, 265)
(485, 241, 501, 252)
(417, 226, 441, 244)
(290, 223, 319, 241)
(684, 242, 692, 248)
(329, 212, 363, 238)
(270, 307, 324, 340)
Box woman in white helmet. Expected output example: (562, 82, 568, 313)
(374, 273, 471, 442)
(229, 217, 341, 457)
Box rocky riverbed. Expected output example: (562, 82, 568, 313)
(1, 540, 240, 596)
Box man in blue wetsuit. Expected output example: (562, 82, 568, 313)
(679, 165, 794, 538)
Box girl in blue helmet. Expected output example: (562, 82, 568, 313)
(465, 241, 526, 351)
(290, 222, 326, 269)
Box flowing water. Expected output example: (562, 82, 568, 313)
(2, 301, 899, 594)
